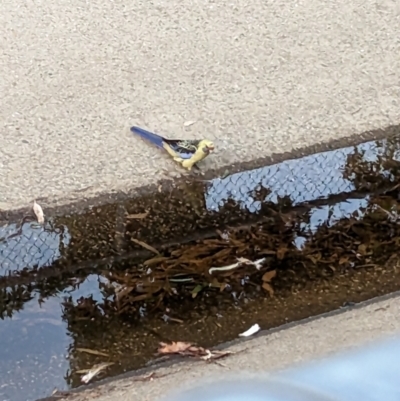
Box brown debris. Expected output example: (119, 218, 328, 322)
(158, 341, 231, 361)
(131, 238, 160, 255)
(76, 348, 109, 357)
(126, 212, 149, 219)
(62, 194, 400, 322)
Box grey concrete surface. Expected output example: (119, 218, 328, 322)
(1, 0, 400, 212)
(61, 293, 400, 401)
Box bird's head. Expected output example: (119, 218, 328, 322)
(199, 139, 215, 154)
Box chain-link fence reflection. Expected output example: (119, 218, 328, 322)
(0, 222, 70, 276)
(205, 137, 399, 212)
(1, 135, 400, 278)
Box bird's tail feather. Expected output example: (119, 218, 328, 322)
(130, 126, 165, 148)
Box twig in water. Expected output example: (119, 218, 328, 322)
(209, 257, 266, 275)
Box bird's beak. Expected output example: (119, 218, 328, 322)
(207, 146, 214, 153)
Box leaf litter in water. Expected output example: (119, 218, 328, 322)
(158, 341, 231, 361)
(209, 257, 266, 275)
(126, 212, 149, 219)
(239, 324, 261, 337)
(131, 238, 160, 254)
(262, 270, 277, 296)
(79, 362, 114, 384)
(76, 348, 109, 357)
(64, 195, 400, 320)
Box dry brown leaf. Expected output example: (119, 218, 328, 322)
(126, 212, 149, 219)
(80, 362, 114, 384)
(158, 341, 231, 361)
(201, 350, 232, 361)
(259, 249, 276, 255)
(131, 238, 160, 255)
(276, 247, 287, 260)
(115, 286, 134, 304)
(357, 244, 367, 255)
(262, 270, 276, 282)
(143, 256, 169, 266)
(262, 282, 274, 296)
(76, 348, 109, 357)
(130, 293, 153, 302)
(307, 253, 321, 264)
(158, 341, 194, 354)
(33, 200, 44, 224)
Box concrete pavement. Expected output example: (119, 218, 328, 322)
(1, 0, 400, 212)
(57, 292, 400, 401)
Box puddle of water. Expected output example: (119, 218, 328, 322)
(206, 136, 400, 212)
(1, 190, 400, 400)
(2, 135, 400, 277)
(0, 221, 71, 276)
(1, 134, 400, 400)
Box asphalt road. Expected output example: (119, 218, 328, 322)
(1, 0, 399, 212)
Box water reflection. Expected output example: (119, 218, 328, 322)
(0, 275, 101, 401)
(0, 220, 70, 275)
(294, 196, 370, 249)
(1, 135, 400, 400)
(205, 138, 397, 212)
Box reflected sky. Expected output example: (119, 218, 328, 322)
(0, 274, 102, 401)
(205, 138, 396, 212)
(0, 220, 71, 275)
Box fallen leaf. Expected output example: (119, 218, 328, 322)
(357, 243, 367, 255)
(115, 285, 135, 304)
(33, 200, 44, 224)
(126, 212, 149, 219)
(191, 285, 203, 298)
(143, 256, 169, 266)
(239, 324, 260, 337)
(158, 341, 231, 361)
(262, 282, 274, 296)
(183, 120, 196, 127)
(307, 253, 322, 264)
(158, 341, 194, 354)
(131, 238, 160, 255)
(262, 270, 276, 282)
(276, 247, 287, 260)
(259, 250, 276, 255)
(81, 362, 114, 384)
(201, 350, 232, 361)
(76, 348, 109, 357)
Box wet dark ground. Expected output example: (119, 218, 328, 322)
(2, 133, 400, 401)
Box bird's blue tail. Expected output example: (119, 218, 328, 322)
(130, 126, 165, 149)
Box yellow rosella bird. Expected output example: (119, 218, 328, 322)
(130, 126, 214, 171)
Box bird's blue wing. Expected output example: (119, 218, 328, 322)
(131, 126, 200, 159)
(164, 139, 200, 159)
(130, 126, 165, 149)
